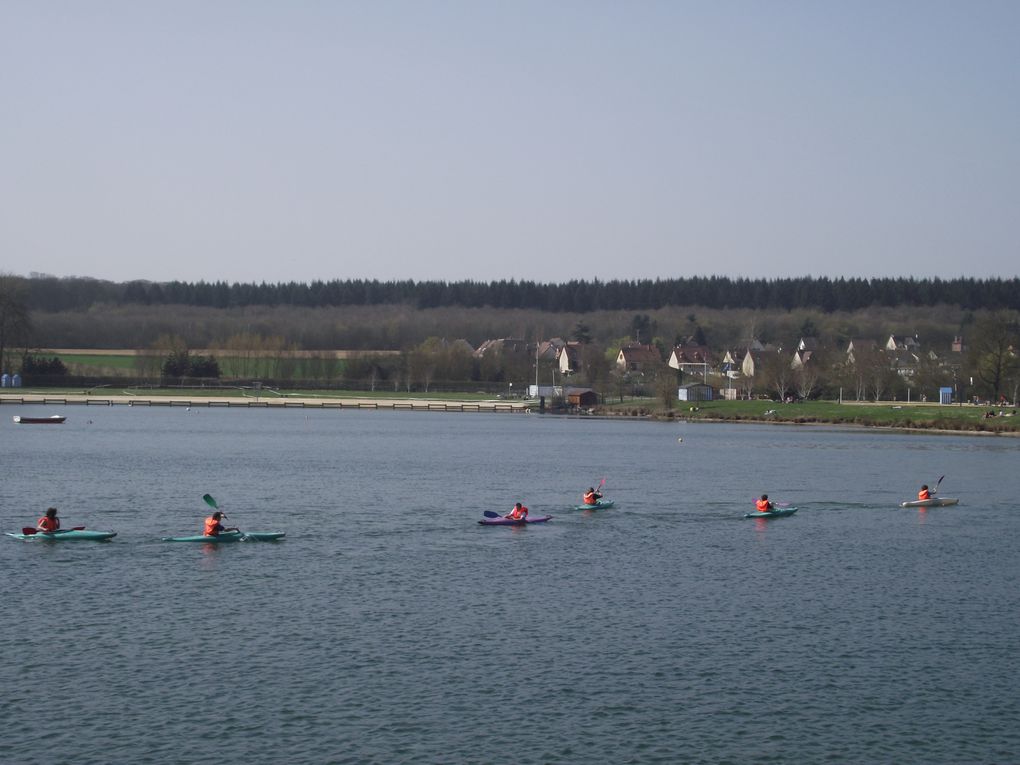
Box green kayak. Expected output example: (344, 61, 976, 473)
(162, 530, 286, 542)
(573, 499, 615, 510)
(744, 507, 798, 519)
(6, 529, 117, 541)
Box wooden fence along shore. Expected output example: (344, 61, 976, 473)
(0, 395, 528, 414)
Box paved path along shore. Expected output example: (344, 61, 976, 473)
(0, 392, 530, 413)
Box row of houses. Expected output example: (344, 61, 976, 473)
(469, 333, 972, 404)
(473, 334, 966, 379)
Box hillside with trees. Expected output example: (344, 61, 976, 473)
(1, 274, 1017, 406)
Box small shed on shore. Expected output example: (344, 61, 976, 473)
(566, 387, 599, 407)
(678, 383, 715, 402)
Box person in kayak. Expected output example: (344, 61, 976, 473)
(918, 485, 932, 500)
(756, 495, 774, 513)
(37, 507, 60, 532)
(505, 502, 529, 521)
(203, 511, 239, 537)
(583, 487, 603, 506)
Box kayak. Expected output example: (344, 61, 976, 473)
(573, 499, 615, 510)
(162, 531, 286, 542)
(744, 507, 798, 519)
(478, 515, 553, 526)
(6, 529, 116, 541)
(900, 497, 959, 508)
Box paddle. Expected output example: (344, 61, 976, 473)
(21, 526, 86, 535)
(933, 474, 945, 495)
(483, 511, 500, 518)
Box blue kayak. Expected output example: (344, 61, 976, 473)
(744, 507, 798, 519)
(162, 531, 286, 542)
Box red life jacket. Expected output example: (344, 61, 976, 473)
(756, 499, 772, 513)
(918, 489, 930, 500)
(583, 491, 598, 505)
(204, 516, 222, 536)
(507, 505, 528, 520)
(38, 515, 60, 532)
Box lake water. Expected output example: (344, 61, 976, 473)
(1, 407, 1019, 764)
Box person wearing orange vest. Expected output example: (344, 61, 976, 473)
(583, 487, 603, 506)
(505, 502, 529, 521)
(756, 495, 774, 513)
(37, 507, 60, 532)
(203, 511, 238, 537)
(918, 485, 931, 500)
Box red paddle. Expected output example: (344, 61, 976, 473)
(20, 526, 85, 535)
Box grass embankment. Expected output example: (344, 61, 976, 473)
(5, 385, 502, 402)
(599, 398, 1020, 433)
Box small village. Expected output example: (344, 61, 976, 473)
(466, 331, 1002, 409)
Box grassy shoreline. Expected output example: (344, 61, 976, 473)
(2, 388, 1018, 434)
(597, 397, 1020, 434)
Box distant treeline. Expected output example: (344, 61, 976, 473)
(24, 275, 1020, 313)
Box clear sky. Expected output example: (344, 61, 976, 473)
(2, 1, 1017, 284)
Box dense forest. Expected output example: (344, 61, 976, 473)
(21, 274, 1020, 314)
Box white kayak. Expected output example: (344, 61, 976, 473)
(899, 497, 959, 508)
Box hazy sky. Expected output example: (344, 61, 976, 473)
(2, 1, 1017, 284)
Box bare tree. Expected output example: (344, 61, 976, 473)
(760, 351, 793, 401)
(793, 363, 821, 400)
(967, 311, 1020, 402)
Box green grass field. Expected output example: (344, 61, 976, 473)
(650, 398, 1019, 432)
(53, 353, 346, 379)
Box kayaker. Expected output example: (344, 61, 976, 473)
(37, 507, 60, 532)
(505, 502, 529, 521)
(203, 511, 238, 537)
(756, 495, 774, 513)
(583, 487, 603, 506)
(918, 485, 932, 500)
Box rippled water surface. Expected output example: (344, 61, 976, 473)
(2, 408, 1019, 764)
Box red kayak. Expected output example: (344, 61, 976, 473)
(478, 515, 552, 526)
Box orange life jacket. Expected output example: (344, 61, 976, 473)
(38, 515, 60, 532)
(756, 499, 772, 513)
(507, 505, 528, 520)
(204, 516, 222, 536)
(583, 491, 599, 505)
(918, 489, 930, 500)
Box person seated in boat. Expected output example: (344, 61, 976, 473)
(756, 495, 774, 513)
(918, 485, 932, 500)
(583, 487, 603, 506)
(203, 511, 238, 537)
(504, 502, 529, 521)
(37, 507, 60, 532)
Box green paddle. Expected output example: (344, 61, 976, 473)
(201, 494, 239, 534)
